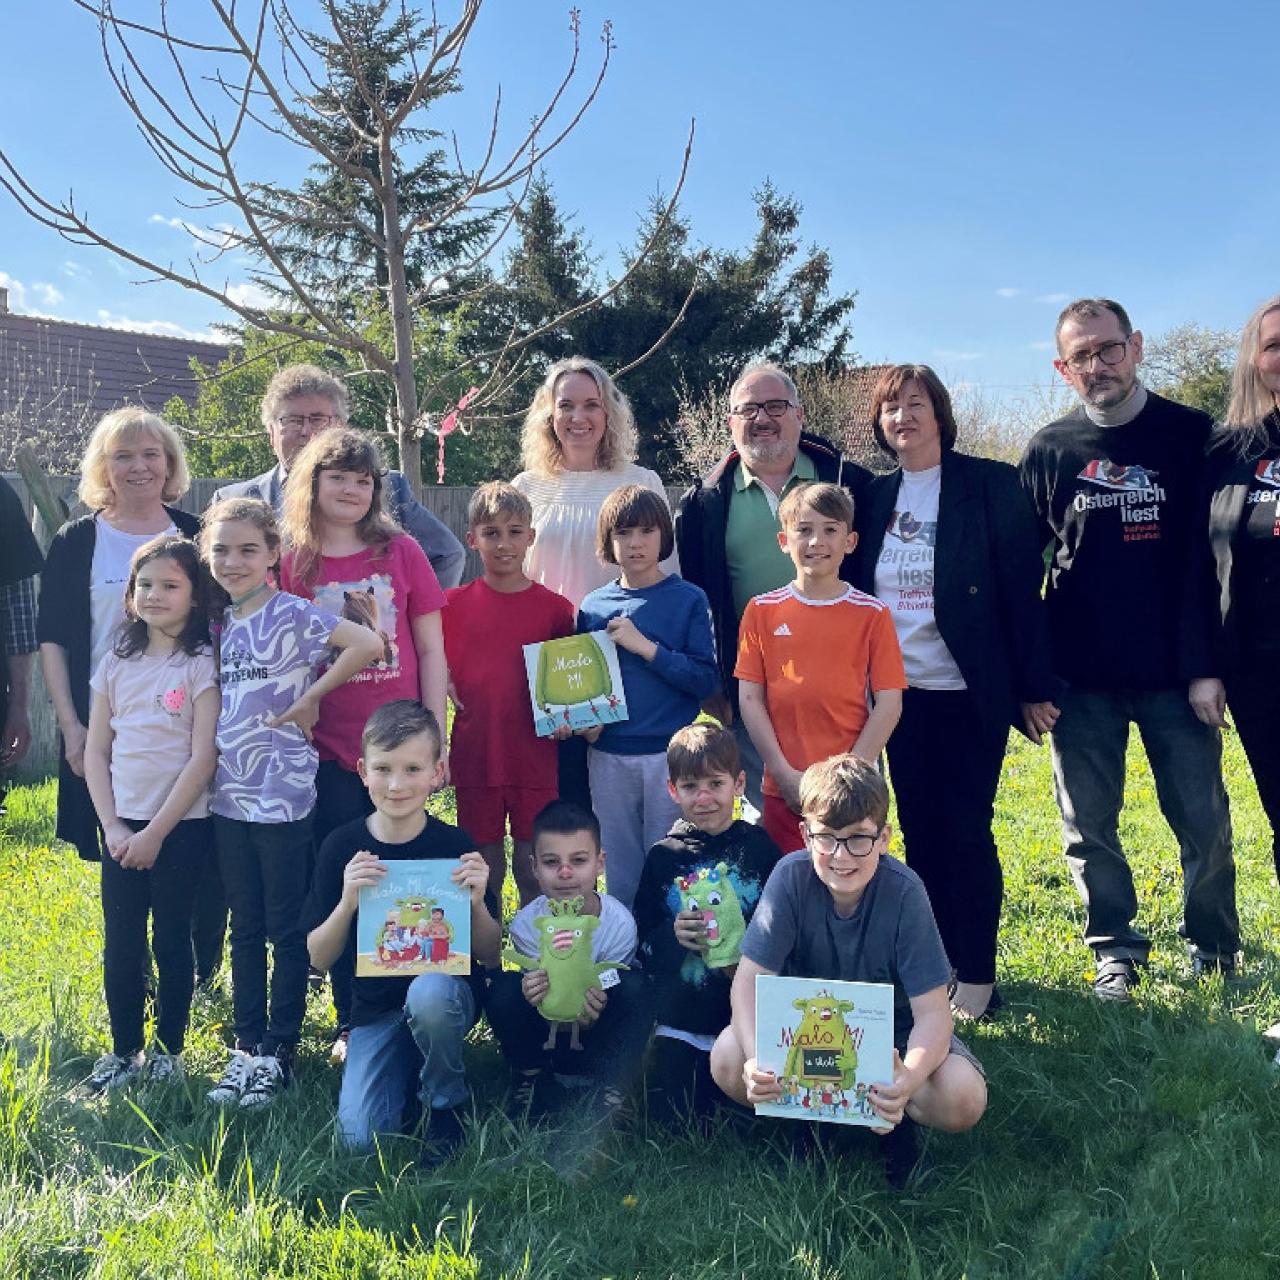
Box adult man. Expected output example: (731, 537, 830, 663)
(675, 363, 869, 810)
(0, 474, 44, 813)
(1019, 298, 1238, 1000)
(214, 364, 466, 587)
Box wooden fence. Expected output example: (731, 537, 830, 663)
(3, 473, 687, 781)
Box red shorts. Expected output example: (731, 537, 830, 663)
(762, 794, 805, 856)
(454, 784, 558, 845)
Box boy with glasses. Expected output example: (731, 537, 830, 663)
(709, 754, 986, 1185)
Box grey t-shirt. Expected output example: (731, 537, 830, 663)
(741, 851, 950, 1049)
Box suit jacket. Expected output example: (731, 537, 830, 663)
(850, 449, 1061, 745)
(213, 464, 466, 588)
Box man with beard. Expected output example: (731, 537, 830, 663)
(1019, 299, 1238, 1001)
(674, 363, 869, 810)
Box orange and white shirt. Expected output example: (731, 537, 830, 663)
(734, 583, 906, 797)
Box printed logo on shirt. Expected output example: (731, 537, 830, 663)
(1073, 459, 1166, 542)
(1252, 458, 1280, 490)
(313, 573, 399, 682)
(886, 509, 937, 546)
(773, 623, 792, 637)
(880, 510, 938, 588)
(156, 685, 186, 716)
(219, 645, 269, 684)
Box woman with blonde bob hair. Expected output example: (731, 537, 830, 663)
(38, 406, 201, 862)
(1203, 294, 1280, 889)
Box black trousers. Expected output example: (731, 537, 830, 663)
(99, 817, 212, 1056)
(1227, 660, 1280, 884)
(191, 854, 228, 984)
(215, 813, 313, 1055)
(885, 687, 1007, 985)
(647, 1034, 719, 1126)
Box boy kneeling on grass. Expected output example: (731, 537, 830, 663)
(303, 700, 500, 1164)
(710, 753, 986, 1182)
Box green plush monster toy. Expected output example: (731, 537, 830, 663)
(783, 992, 858, 1091)
(503, 896, 626, 1050)
(675, 862, 746, 968)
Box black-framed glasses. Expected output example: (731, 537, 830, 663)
(730, 399, 795, 421)
(802, 825, 882, 858)
(277, 412, 338, 430)
(1061, 340, 1129, 374)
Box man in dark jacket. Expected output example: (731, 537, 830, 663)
(674, 363, 870, 808)
(1019, 298, 1238, 1002)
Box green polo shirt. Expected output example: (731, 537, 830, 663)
(725, 452, 817, 617)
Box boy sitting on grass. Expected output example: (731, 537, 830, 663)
(735, 481, 906, 855)
(633, 723, 781, 1126)
(710, 754, 986, 1182)
(303, 700, 500, 1164)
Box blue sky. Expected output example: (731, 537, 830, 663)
(1, 0, 1274, 406)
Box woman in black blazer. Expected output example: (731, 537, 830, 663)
(1203, 296, 1280, 887)
(851, 365, 1061, 1020)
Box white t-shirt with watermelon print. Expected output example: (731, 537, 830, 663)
(90, 647, 218, 821)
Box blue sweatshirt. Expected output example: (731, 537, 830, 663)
(577, 574, 719, 755)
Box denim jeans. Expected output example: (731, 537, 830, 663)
(336, 973, 478, 1150)
(1050, 687, 1239, 962)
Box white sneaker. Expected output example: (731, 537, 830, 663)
(142, 1051, 185, 1089)
(239, 1054, 290, 1109)
(207, 1049, 256, 1105)
(85, 1051, 144, 1096)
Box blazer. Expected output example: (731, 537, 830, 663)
(213, 464, 466, 588)
(37, 505, 203, 860)
(850, 449, 1061, 746)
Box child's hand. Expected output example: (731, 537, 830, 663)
(269, 691, 321, 741)
(117, 825, 162, 870)
(605, 616, 656, 660)
(551, 723, 573, 741)
(578, 984, 607, 1028)
(521, 968, 549, 1007)
(577, 724, 603, 744)
(341, 850, 387, 910)
(452, 851, 489, 904)
(447, 676, 465, 714)
(102, 819, 133, 858)
(742, 1056, 782, 1105)
(674, 909, 709, 953)
(868, 1049, 915, 1134)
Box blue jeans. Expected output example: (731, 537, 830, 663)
(1050, 687, 1239, 963)
(336, 973, 477, 1150)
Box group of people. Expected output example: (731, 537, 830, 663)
(0, 290, 1274, 1185)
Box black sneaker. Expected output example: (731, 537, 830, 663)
(239, 1052, 293, 1110)
(84, 1051, 144, 1096)
(880, 1116, 923, 1189)
(508, 1069, 563, 1123)
(419, 1106, 466, 1170)
(1192, 953, 1237, 980)
(1093, 957, 1142, 1003)
(207, 1049, 257, 1105)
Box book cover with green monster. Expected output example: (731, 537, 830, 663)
(356, 860, 471, 977)
(523, 630, 629, 737)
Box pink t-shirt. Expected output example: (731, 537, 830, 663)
(90, 647, 218, 821)
(280, 535, 447, 771)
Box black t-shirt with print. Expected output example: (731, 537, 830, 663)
(1240, 451, 1280, 651)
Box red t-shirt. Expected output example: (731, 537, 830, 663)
(443, 578, 574, 789)
(280, 535, 446, 770)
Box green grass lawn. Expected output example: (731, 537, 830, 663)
(1, 732, 1278, 1280)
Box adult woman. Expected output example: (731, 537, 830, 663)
(851, 365, 1060, 1020)
(1203, 296, 1280, 887)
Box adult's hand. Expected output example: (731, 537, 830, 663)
(0, 705, 31, 767)
(1020, 700, 1061, 745)
(62, 719, 88, 778)
(1188, 678, 1228, 729)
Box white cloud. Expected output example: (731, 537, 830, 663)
(61, 260, 90, 279)
(225, 281, 275, 309)
(934, 348, 983, 362)
(995, 287, 1021, 299)
(33, 282, 64, 308)
(1036, 292, 1070, 304)
(95, 309, 219, 341)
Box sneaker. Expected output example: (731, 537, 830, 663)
(207, 1049, 257, 1105)
(419, 1106, 466, 1170)
(142, 1051, 185, 1089)
(329, 1026, 351, 1067)
(239, 1053, 291, 1109)
(508, 1069, 564, 1123)
(880, 1116, 925, 1190)
(1094, 957, 1142, 1003)
(1192, 953, 1237, 980)
(85, 1051, 144, 1096)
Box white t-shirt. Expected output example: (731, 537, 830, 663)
(873, 466, 966, 690)
(511, 463, 679, 610)
(89, 515, 177, 678)
(508, 892, 638, 966)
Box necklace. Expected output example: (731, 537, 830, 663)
(230, 582, 272, 611)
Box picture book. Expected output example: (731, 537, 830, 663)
(523, 630, 629, 737)
(356, 860, 471, 978)
(753, 975, 894, 1127)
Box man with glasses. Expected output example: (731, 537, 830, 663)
(1019, 298, 1238, 1001)
(674, 363, 869, 809)
(213, 363, 465, 587)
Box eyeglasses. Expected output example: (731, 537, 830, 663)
(276, 412, 338, 430)
(730, 399, 795, 421)
(1061, 340, 1130, 374)
(802, 825, 882, 858)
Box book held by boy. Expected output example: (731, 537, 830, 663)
(753, 975, 894, 1127)
(523, 630, 629, 737)
(356, 860, 471, 977)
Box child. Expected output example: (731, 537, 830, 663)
(202, 497, 382, 1107)
(577, 486, 719, 908)
(81, 536, 219, 1092)
(303, 701, 499, 1161)
(735, 482, 906, 855)
(442, 482, 574, 904)
(709, 754, 987, 1184)
(279, 428, 449, 1058)
(486, 800, 652, 1124)
(633, 724, 781, 1126)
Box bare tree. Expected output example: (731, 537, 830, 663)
(0, 1, 693, 493)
